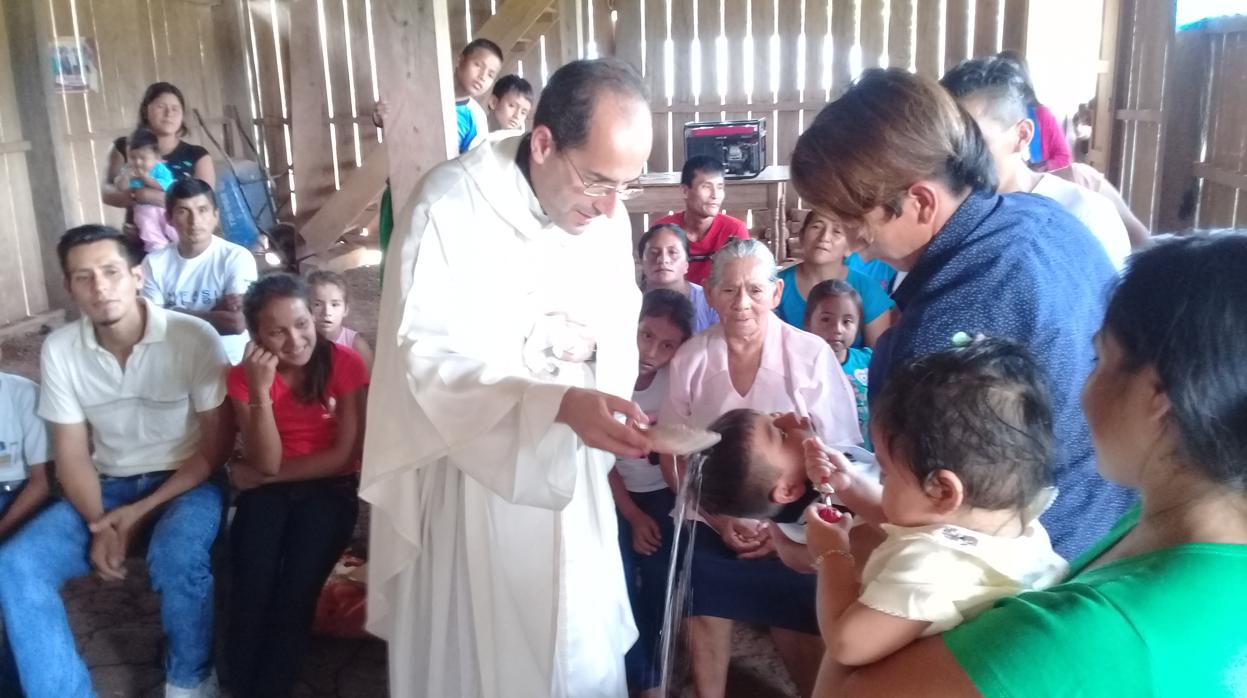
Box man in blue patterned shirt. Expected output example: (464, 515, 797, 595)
(792, 68, 1134, 561)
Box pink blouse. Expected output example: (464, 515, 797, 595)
(660, 316, 862, 446)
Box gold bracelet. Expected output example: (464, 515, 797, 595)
(810, 548, 855, 570)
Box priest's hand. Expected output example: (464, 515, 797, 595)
(556, 387, 651, 458)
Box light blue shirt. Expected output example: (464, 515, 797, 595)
(774, 265, 897, 347)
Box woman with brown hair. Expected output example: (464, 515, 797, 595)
(789, 68, 1133, 563)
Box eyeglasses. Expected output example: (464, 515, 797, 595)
(561, 151, 644, 201)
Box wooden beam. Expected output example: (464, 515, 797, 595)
(290, 0, 335, 227)
(559, 0, 583, 65)
(374, 0, 456, 221)
(298, 146, 390, 256)
(475, 0, 556, 57)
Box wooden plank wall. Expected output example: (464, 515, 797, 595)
(1190, 18, 1247, 229)
(0, 4, 49, 325)
(33, 0, 236, 230)
(1108, 0, 1173, 230)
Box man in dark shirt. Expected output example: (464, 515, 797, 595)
(792, 68, 1134, 560)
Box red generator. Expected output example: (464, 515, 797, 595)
(682, 119, 767, 179)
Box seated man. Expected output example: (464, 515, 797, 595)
(0, 225, 230, 698)
(142, 177, 257, 364)
(0, 345, 52, 540)
(652, 155, 750, 286)
(941, 57, 1131, 269)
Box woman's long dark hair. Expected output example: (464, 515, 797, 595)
(1103, 232, 1247, 487)
(243, 273, 333, 405)
(137, 82, 190, 138)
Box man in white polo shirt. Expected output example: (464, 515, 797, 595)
(142, 178, 257, 364)
(0, 225, 231, 698)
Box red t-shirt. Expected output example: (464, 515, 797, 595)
(227, 343, 370, 468)
(652, 211, 751, 286)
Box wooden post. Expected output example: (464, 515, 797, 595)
(290, 0, 334, 227)
(374, 0, 456, 219)
(3, 0, 68, 310)
(559, 0, 584, 65)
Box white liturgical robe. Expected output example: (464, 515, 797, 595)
(361, 134, 640, 698)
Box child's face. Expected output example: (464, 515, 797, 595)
(637, 314, 685, 376)
(800, 214, 851, 265)
(491, 91, 532, 130)
(748, 412, 814, 499)
(128, 146, 160, 176)
(309, 283, 348, 340)
(808, 296, 860, 362)
(872, 423, 942, 527)
(456, 49, 501, 99)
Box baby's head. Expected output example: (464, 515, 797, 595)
(489, 75, 534, 130)
(637, 288, 693, 377)
(699, 409, 813, 518)
(127, 126, 162, 176)
(804, 279, 862, 363)
(871, 337, 1054, 527)
(306, 270, 350, 341)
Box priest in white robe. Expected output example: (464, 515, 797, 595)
(361, 59, 655, 698)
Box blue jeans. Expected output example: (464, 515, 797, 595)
(0, 491, 19, 698)
(0, 474, 224, 698)
(617, 488, 677, 692)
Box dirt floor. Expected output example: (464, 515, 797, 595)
(0, 264, 798, 698)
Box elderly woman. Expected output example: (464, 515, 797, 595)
(660, 238, 860, 697)
(775, 211, 896, 346)
(101, 82, 215, 214)
(637, 223, 719, 334)
(812, 232, 1247, 696)
(790, 68, 1133, 562)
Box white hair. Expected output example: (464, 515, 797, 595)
(707, 238, 778, 289)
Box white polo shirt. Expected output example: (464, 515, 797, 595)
(1032, 173, 1131, 270)
(38, 299, 229, 477)
(141, 234, 258, 364)
(0, 372, 51, 482)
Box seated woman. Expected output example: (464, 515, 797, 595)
(821, 232, 1247, 696)
(637, 223, 719, 334)
(774, 212, 896, 347)
(660, 238, 861, 697)
(226, 273, 369, 698)
(101, 82, 215, 243)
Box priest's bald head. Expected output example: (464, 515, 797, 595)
(526, 58, 652, 234)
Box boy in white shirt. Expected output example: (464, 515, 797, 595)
(142, 178, 257, 364)
(942, 57, 1132, 269)
(0, 225, 231, 698)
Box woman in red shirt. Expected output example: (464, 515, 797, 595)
(225, 273, 369, 697)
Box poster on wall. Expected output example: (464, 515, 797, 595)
(51, 37, 100, 93)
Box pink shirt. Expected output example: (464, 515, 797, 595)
(660, 316, 861, 446)
(334, 326, 359, 348)
(1034, 104, 1072, 171)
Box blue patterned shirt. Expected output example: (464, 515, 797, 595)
(870, 191, 1135, 560)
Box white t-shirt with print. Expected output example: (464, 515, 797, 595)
(614, 368, 670, 493)
(1032, 173, 1131, 270)
(0, 372, 51, 482)
(141, 234, 258, 364)
(38, 300, 229, 478)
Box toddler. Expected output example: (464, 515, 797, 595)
(803, 338, 1068, 692)
(125, 126, 178, 252)
(307, 270, 374, 370)
(608, 288, 694, 695)
(805, 279, 872, 449)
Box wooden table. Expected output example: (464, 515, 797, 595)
(627, 165, 791, 260)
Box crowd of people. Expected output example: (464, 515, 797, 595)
(0, 34, 1245, 698)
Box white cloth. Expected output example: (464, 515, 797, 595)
(361, 135, 639, 698)
(858, 491, 1068, 636)
(0, 373, 51, 481)
(38, 300, 229, 477)
(1032, 173, 1131, 270)
(141, 234, 258, 364)
(614, 369, 669, 493)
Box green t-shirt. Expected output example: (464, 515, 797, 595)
(945, 505, 1247, 697)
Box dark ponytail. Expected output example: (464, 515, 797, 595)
(243, 273, 334, 405)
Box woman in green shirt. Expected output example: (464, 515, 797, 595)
(828, 232, 1247, 696)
